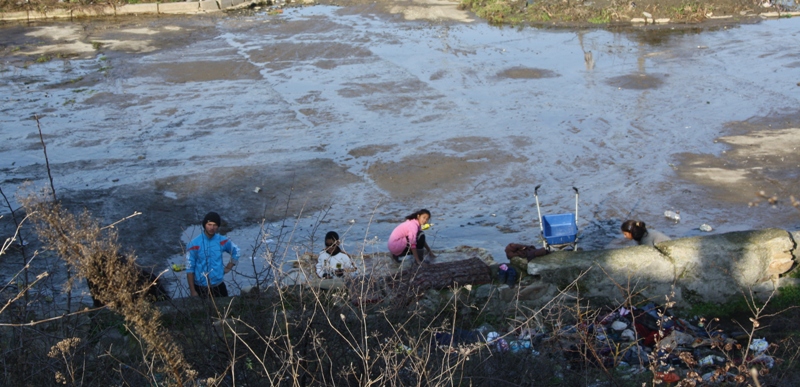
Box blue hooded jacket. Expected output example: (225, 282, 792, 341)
(186, 233, 240, 287)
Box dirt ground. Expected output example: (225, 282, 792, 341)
(1, 0, 795, 26)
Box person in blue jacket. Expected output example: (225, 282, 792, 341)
(186, 212, 240, 298)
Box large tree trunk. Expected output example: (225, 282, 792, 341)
(384, 257, 492, 306)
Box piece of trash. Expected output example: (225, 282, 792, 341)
(611, 321, 628, 331)
(621, 329, 636, 341)
(421, 223, 431, 230)
(750, 338, 769, 354)
(664, 210, 681, 223)
(254, 187, 261, 193)
(656, 371, 680, 383)
(699, 224, 713, 232)
(752, 353, 775, 368)
(171, 263, 185, 272)
(509, 340, 532, 352)
(698, 355, 715, 366)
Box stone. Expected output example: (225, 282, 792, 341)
(526, 228, 797, 308)
(116, 3, 158, 15)
(1, 11, 29, 21)
(27, 11, 47, 20)
(473, 284, 495, 299)
(509, 256, 529, 278)
(159, 2, 200, 14)
(51, 9, 72, 18)
(72, 7, 115, 18)
(199, 0, 221, 11)
(418, 288, 443, 313)
(499, 286, 515, 302)
(37, 9, 71, 19)
(661, 229, 794, 302)
(658, 330, 694, 350)
(517, 283, 554, 302)
(218, 0, 234, 9)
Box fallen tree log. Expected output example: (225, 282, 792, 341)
(385, 257, 492, 306)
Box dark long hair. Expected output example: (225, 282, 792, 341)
(324, 231, 341, 255)
(405, 209, 431, 221)
(621, 220, 648, 242)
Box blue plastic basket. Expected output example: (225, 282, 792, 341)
(542, 213, 578, 245)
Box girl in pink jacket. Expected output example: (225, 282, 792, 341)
(388, 209, 436, 264)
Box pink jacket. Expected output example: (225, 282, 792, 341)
(388, 219, 421, 255)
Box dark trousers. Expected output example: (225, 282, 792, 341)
(393, 233, 426, 262)
(194, 282, 228, 298)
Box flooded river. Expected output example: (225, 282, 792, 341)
(1, 7, 799, 297)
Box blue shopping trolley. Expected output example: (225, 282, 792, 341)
(534, 185, 579, 251)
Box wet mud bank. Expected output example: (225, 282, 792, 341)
(1, 8, 800, 305)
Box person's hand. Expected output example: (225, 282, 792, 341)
(428, 251, 437, 259)
(190, 290, 199, 297)
(224, 262, 235, 273)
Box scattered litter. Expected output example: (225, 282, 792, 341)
(664, 210, 681, 223)
(171, 263, 185, 272)
(699, 223, 713, 232)
(163, 191, 178, 200)
(254, 186, 261, 193)
(430, 302, 774, 380)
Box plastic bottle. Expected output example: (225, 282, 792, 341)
(664, 210, 681, 223)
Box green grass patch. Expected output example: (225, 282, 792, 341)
(687, 296, 750, 318)
(588, 10, 610, 24)
(769, 285, 800, 311)
(35, 55, 51, 63)
(461, 0, 525, 25)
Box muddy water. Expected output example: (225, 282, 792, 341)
(2, 9, 800, 298)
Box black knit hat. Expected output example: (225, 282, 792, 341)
(202, 212, 221, 227)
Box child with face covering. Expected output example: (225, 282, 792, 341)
(316, 231, 356, 279)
